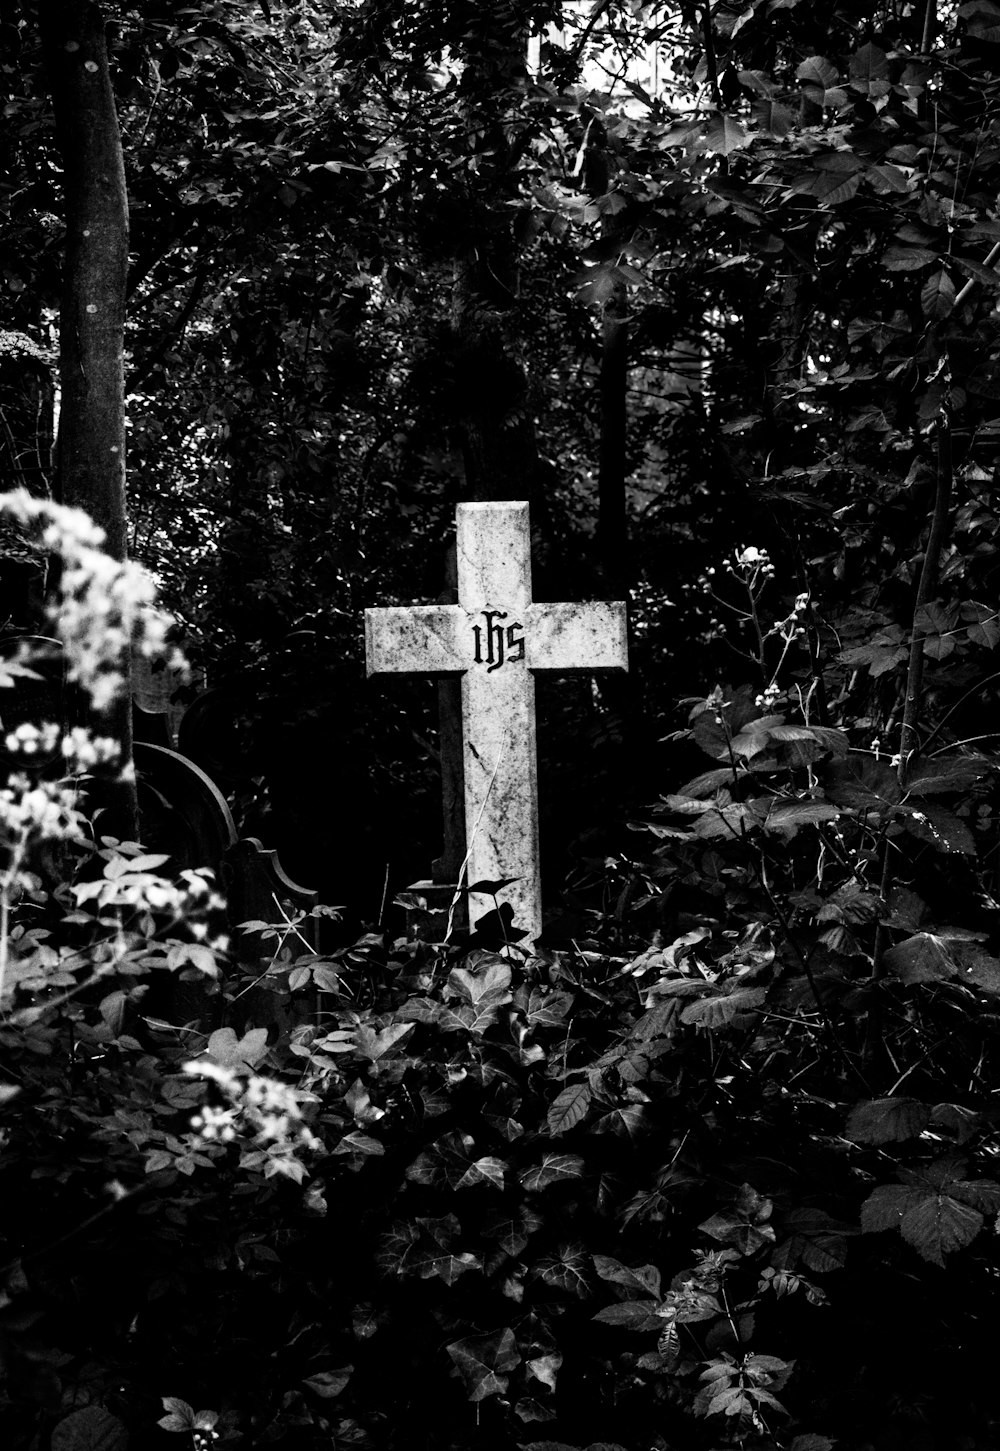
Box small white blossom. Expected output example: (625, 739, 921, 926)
(4, 722, 60, 756)
(0, 491, 186, 711)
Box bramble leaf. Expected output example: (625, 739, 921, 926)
(547, 1081, 593, 1135)
(921, 269, 955, 318)
(592, 1299, 664, 1330)
(846, 1098, 932, 1144)
(54, 1408, 129, 1450)
(593, 1255, 662, 1299)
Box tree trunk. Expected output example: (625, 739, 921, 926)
(450, 16, 541, 507)
(597, 278, 629, 600)
(40, 0, 137, 836)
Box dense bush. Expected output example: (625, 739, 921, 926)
(3, 502, 1000, 1451)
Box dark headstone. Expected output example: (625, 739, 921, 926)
(176, 684, 255, 789)
(131, 654, 189, 748)
(134, 741, 237, 874)
(134, 742, 238, 1031)
(223, 836, 319, 1036)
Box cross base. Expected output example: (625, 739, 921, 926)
(403, 879, 465, 942)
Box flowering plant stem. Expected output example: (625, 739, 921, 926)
(868, 409, 954, 1075)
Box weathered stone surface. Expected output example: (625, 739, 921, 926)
(365, 501, 628, 946)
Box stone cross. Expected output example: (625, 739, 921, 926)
(365, 501, 628, 945)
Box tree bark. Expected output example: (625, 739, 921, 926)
(596, 278, 629, 600)
(450, 16, 541, 507)
(41, 1, 137, 836)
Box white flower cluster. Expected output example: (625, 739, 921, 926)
(74, 863, 226, 921)
(4, 722, 60, 756)
(184, 1059, 322, 1160)
(0, 330, 55, 365)
(2, 721, 121, 773)
(755, 683, 782, 710)
(61, 726, 120, 770)
(731, 545, 775, 576)
(0, 773, 87, 844)
(0, 491, 184, 711)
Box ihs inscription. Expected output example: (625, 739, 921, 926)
(471, 610, 525, 672)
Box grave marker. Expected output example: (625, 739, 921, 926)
(365, 501, 628, 945)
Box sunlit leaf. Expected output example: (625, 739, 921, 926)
(846, 1098, 931, 1144)
(446, 1328, 520, 1401)
(520, 1154, 585, 1191)
(921, 269, 955, 319)
(547, 1080, 592, 1135)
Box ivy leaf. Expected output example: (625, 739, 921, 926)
(520, 1154, 586, 1191)
(406, 1131, 474, 1189)
(526, 989, 574, 1027)
(593, 1255, 662, 1299)
(482, 1206, 543, 1258)
(592, 1104, 650, 1139)
(413, 1249, 482, 1284)
(446, 1328, 520, 1401)
(302, 1366, 353, 1398)
(448, 955, 512, 1005)
(921, 269, 955, 318)
(846, 1098, 931, 1144)
(526, 1351, 563, 1392)
(514, 1397, 555, 1423)
(547, 1081, 593, 1135)
(533, 1243, 591, 1296)
(593, 1299, 664, 1331)
(353, 1020, 416, 1061)
(333, 1131, 384, 1157)
(447, 956, 513, 1031)
(455, 1156, 508, 1190)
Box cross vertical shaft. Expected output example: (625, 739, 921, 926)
(365, 501, 628, 947)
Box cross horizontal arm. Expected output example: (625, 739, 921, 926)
(525, 601, 628, 673)
(365, 605, 465, 677)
